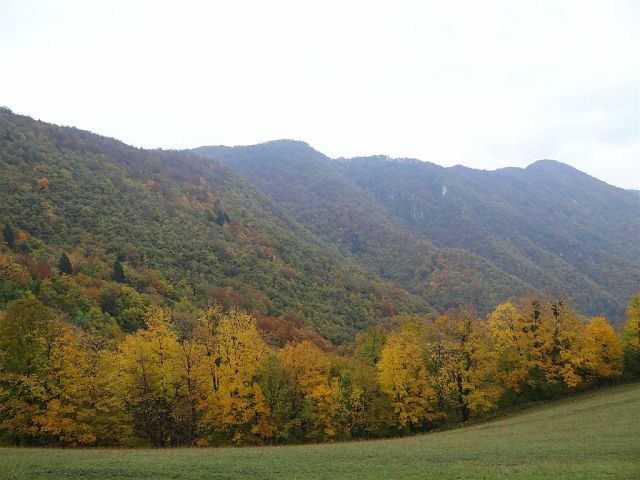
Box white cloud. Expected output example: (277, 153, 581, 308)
(0, 0, 638, 187)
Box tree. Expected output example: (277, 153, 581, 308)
(276, 341, 333, 440)
(585, 317, 623, 380)
(377, 325, 438, 430)
(308, 377, 344, 440)
(257, 353, 295, 443)
(622, 292, 640, 375)
(3, 224, 16, 248)
(0, 297, 58, 375)
(108, 306, 183, 446)
(519, 297, 546, 375)
(488, 302, 531, 393)
(30, 322, 98, 445)
(422, 328, 453, 418)
(174, 335, 205, 445)
(58, 252, 73, 275)
(354, 328, 387, 365)
(278, 341, 332, 397)
(539, 300, 588, 388)
(428, 309, 501, 422)
(111, 260, 126, 283)
(106, 286, 149, 333)
(196, 309, 272, 444)
(0, 298, 97, 445)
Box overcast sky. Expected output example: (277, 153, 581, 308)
(1, 0, 638, 188)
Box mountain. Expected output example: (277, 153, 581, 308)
(338, 156, 640, 319)
(0, 108, 636, 345)
(194, 142, 640, 323)
(193, 142, 534, 314)
(0, 110, 423, 343)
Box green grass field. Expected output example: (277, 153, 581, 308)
(1, 383, 639, 480)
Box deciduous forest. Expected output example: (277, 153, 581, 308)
(1, 287, 639, 446)
(1, 109, 639, 447)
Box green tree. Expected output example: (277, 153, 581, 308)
(112, 260, 126, 283)
(354, 328, 387, 365)
(3, 224, 16, 248)
(58, 253, 73, 275)
(0, 297, 57, 374)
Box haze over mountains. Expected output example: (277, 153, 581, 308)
(1, 109, 638, 342)
(194, 141, 639, 323)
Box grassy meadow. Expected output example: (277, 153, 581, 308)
(1, 382, 638, 480)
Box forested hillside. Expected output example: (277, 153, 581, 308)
(0, 109, 425, 343)
(340, 156, 640, 320)
(194, 142, 532, 316)
(1, 108, 637, 345)
(1, 110, 640, 448)
(195, 142, 640, 323)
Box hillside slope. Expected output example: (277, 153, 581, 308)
(194, 142, 533, 315)
(0, 110, 421, 342)
(3, 382, 638, 479)
(1, 108, 636, 342)
(340, 156, 640, 320)
(195, 142, 639, 322)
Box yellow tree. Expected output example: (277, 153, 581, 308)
(622, 292, 640, 375)
(488, 302, 531, 393)
(276, 340, 337, 440)
(277, 341, 331, 397)
(585, 317, 623, 379)
(93, 345, 136, 446)
(196, 308, 272, 443)
(328, 357, 382, 440)
(430, 310, 501, 422)
(538, 300, 588, 388)
(0, 298, 97, 445)
(32, 323, 98, 445)
(377, 324, 438, 429)
(174, 335, 205, 445)
(308, 377, 344, 440)
(109, 306, 182, 446)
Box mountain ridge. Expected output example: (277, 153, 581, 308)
(194, 140, 639, 323)
(0, 109, 636, 345)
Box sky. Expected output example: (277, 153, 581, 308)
(1, 0, 639, 188)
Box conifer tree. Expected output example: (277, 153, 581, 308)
(112, 260, 126, 283)
(3, 224, 15, 248)
(58, 252, 73, 275)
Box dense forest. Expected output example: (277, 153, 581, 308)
(0, 109, 428, 344)
(195, 141, 639, 323)
(0, 291, 638, 446)
(0, 109, 639, 446)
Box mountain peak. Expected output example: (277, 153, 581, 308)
(260, 139, 311, 148)
(193, 139, 324, 162)
(526, 159, 576, 171)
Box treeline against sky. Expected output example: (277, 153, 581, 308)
(1, 290, 638, 447)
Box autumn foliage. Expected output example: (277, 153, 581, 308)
(0, 292, 635, 447)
